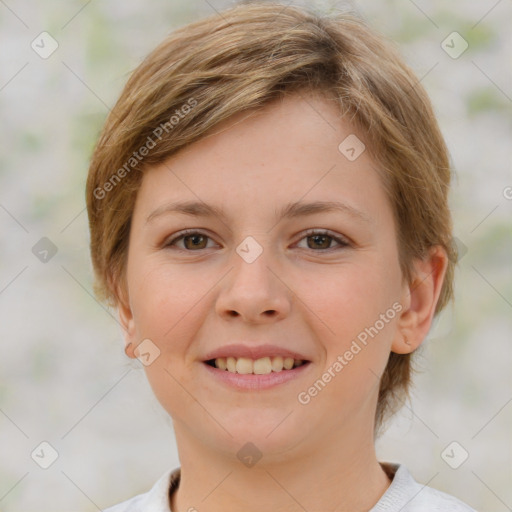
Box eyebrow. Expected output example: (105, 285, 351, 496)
(145, 199, 372, 225)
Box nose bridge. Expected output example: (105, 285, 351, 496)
(216, 234, 290, 321)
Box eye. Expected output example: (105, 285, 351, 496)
(164, 230, 216, 251)
(163, 229, 351, 252)
(296, 229, 350, 251)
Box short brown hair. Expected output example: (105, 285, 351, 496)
(86, 1, 457, 432)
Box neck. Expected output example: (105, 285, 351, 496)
(170, 420, 391, 512)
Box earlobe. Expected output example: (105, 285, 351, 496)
(124, 342, 136, 359)
(392, 246, 449, 354)
(392, 331, 416, 355)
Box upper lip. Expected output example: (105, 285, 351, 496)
(202, 344, 311, 362)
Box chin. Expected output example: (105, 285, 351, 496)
(213, 415, 305, 454)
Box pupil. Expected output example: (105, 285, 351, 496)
(186, 235, 204, 248)
(311, 235, 329, 249)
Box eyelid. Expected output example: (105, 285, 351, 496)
(299, 228, 352, 248)
(162, 229, 218, 249)
(163, 228, 352, 251)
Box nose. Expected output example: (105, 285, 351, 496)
(215, 248, 291, 323)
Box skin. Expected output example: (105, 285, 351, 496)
(117, 90, 448, 512)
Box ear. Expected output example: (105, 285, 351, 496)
(392, 246, 449, 354)
(115, 280, 138, 359)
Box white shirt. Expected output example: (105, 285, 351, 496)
(103, 462, 477, 511)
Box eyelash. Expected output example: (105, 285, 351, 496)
(163, 229, 351, 253)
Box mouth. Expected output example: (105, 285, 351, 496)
(203, 356, 310, 374)
(201, 356, 312, 391)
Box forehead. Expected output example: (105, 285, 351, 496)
(133, 91, 390, 227)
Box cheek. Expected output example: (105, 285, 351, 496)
(129, 263, 208, 418)
(133, 255, 187, 305)
(302, 259, 400, 334)
(129, 261, 206, 352)
(298, 267, 399, 414)
(298, 255, 401, 387)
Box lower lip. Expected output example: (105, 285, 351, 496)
(201, 361, 312, 391)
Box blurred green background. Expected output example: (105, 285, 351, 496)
(0, 1, 510, 510)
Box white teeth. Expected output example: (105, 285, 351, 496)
(235, 357, 253, 375)
(283, 357, 294, 370)
(216, 357, 227, 371)
(213, 356, 306, 373)
(271, 356, 284, 372)
(253, 357, 272, 375)
(226, 356, 237, 373)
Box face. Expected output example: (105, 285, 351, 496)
(119, 91, 409, 460)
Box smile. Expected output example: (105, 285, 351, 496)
(202, 357, 312, 391)
(206, 356, 307, 374)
